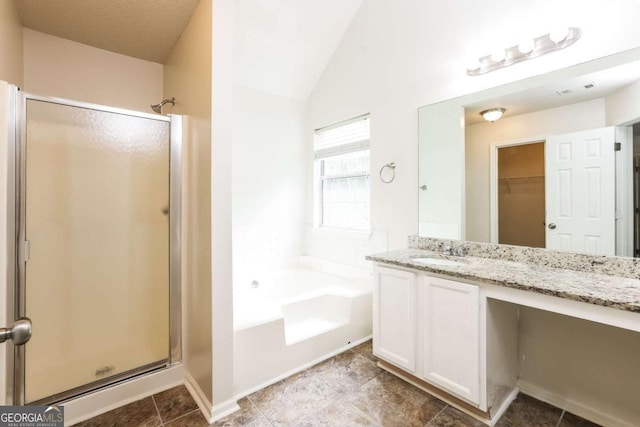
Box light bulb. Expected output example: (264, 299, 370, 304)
(518, 39, 535, 54)
(480, 108, 506, 122)
(490, 49, 506, 63)
(549, 27, 569, 43)
(466, 57, 481, 71)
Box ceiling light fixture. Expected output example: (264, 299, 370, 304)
(480, 108, 506, 122)
(467, 27, 581, 76)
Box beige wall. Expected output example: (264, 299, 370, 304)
(163, 0, 214, 406)
(465, 98, 606, 243)
(0, 1, 23, 86)
(519, 308, 640, 423)
(23, 29, 162, 112)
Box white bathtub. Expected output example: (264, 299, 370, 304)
(233, 257, 373, 395)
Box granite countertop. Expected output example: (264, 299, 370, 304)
(366, 249, 640, 313)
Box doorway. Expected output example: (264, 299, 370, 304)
(496, 142, 545, 248)
(8, 91, 182, 405)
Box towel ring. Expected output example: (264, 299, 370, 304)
(379, 162, 396, 184)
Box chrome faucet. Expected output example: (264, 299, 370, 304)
(443, 243, 465, 257)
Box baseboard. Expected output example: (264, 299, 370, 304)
(518, 380, 637, 427)
(65, 364, 184, 426)
(184, 372, 213, 422)
(489, 387, 518, 426)
(184, 372, 240, 424)
(233, 334, 373, 400)
(378, 361, 491, 426)
(210, 398, 241, 423)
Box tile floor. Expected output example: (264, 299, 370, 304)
(75, 341, 601, 426)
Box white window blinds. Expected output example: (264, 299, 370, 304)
(315, 115, 370, 159)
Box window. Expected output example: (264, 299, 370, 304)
(314, 115, 370, 231)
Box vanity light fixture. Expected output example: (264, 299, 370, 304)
(517, 39, 535, 55)
(480, 108, 506, 122)
(549, 27, 570, 43)
(467, 27, 581, 76)
(490, 49, 506, 63)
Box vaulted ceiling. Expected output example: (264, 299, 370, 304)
(233, 0, 363, 99)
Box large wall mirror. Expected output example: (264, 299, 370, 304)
(418, 48, 640, 257)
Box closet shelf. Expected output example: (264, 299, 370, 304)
(498, 175, 544, 181)
(499, 175, 544, 194)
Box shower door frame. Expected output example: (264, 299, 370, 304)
(6, 90, 182, 405)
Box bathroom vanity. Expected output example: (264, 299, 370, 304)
(367, 237, 640, 426)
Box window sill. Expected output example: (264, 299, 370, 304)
(311, 226, 372, 240)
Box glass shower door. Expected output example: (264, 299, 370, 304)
(21, 98, 171, 404)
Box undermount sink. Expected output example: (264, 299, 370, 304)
(412, 257, 466, 267)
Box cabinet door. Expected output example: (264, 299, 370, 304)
(373, 266, 416, 372)
(422, 275, 480, 405)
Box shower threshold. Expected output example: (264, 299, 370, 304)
(29, 359, 169, 406)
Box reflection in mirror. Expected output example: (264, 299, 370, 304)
(418, 48, 640, 257)
(496, 143, 545, 248)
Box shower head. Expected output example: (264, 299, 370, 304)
(151, 97, 175, 114)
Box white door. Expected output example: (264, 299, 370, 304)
(546, 127, 616, 255)
(373, 266, 416, 372)
(422, 276, 480, 405)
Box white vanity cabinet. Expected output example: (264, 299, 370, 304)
(373, 266, 417, 372)
(370, 251, 640, 426)
(421, 275, 480, 405)
(373, 265, 482, 407)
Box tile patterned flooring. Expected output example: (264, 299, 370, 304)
(76, 341, 601, 426)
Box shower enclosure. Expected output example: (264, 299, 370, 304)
(3, 86, 182, 405)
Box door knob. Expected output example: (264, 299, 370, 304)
(0, 317, 32, 346)
(548, 223, 557, 230)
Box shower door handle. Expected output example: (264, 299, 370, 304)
(0, 317, 32, 346)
